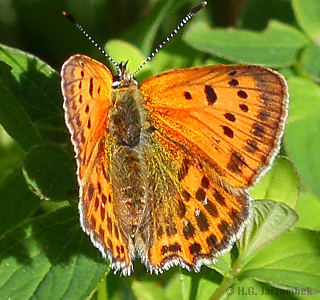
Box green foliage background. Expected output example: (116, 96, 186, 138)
(0, 0, 320, 299)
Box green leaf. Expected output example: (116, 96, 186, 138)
(164, 269, 220, 300)
(22, 145, 77, 201)
(211, 253, 233, 277)
(292, 0, 320, 42)
(183, 21, 308, 66)
(240, 229, 320, 293)
(0, 126, 24, 183)
(0, 60, 43, 150)
(239, 0, 295, 31)
(131, 280, 166, 300)
(0, 169, 40, 237)
(0, 44, 67, 150)
(237, 200, 298, 266)
(284, 77, 320, 198)
(295, 191, 320, 231)
(300, 42, 320, 83)
(0, 207, 108, 300)
(105, 39, 148, 75)
(0, 169, 106, 299)
(250, 156, 299, 209)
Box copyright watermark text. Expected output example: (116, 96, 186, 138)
(226, 286, 315, 296)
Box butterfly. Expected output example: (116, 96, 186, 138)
(60, 2, 288, 275)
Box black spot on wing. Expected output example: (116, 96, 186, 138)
(258, 110, 270, 121)
(253, 123, 265, 138)
(206, 234, 218, 249)
(229, 70, 238, 76)
(201, 176, 210, 189)
(182, 190, 191, 201)
(178, 200, 186, 218)
(224, 113, 236, 122)
(196, 210, 209, 231)
(212, 189, 226, 206)
(189, 242, 202, 255)
(166, 221, 177, 236)
(239, 104, 249, 112)
(161, 243, 182, 255)
(204, 85, 217, 105)
(204, 199, 218, 217)
(195, 188, 206, 201)
(89, 77, 94, 97)
(157, 225, 164, 237)
(88, 183, 94, 200)
(245, 139, 259, 153)
(184, 91, 192, 100)
(100, 202, 105, 221)
(227, 150, 248, 174)
(228, 79, 239, 86)
(237, 90, 248, 99)
(221, 126, 234, 138)
(183, 221, 195, 239)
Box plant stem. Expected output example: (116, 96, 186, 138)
(209, 276, 236, 300)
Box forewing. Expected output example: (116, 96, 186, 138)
(61, 55, 133, 275)
(140, 65, 288, 188)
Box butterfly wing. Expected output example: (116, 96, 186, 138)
(135, 131, 250, 273)
(61, 55, 134, 274)
(140, 65, 288, 188)
(137, 65, 287, 272)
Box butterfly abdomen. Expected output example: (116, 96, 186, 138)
(108, 86, 148, 236)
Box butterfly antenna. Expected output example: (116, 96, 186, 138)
(133, 1, 207, 76)
(63, 11, 122, 75)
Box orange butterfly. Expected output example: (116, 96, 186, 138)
(61, 2, 288, 275)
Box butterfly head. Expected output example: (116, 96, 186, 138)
(112, 61, 138, 88)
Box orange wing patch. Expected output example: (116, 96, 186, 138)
(61, 55, 134, 274)
(141, 65, 288, 188)
(79, 137, 134, 274)
(62, 55, 112, 176)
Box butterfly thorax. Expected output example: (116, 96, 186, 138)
(108, 82, 148, 236)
